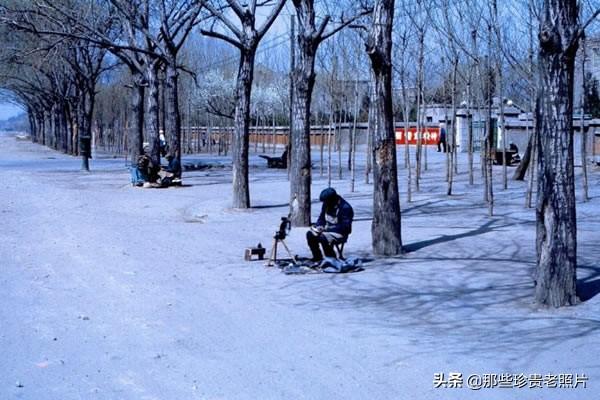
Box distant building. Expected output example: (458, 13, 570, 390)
(583, 37, 600, 83)
(419, 99, 599, 159)
(573, 36, 600, 111)
(419, 99, 525, 151)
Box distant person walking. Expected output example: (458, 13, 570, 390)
(437, 123, 447, 153)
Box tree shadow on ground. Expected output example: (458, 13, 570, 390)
(265, 172, 600, 367)
(251, 203, 289, 210)
(577, 264, 600, 302)
(403, 219, 498, 253)
(353, 200, 446, 223)
(273, 231, 600, 369)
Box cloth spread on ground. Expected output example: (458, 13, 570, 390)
(281, 257, 363, 275)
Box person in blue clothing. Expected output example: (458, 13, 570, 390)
(437, 123, 447, 152)
(306, 188, 354, 262)
(130, 144, 160, 186)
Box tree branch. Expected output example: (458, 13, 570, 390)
(200, 28, 243, 49)
(256, 0, 286, 40)
(319, 8, 372, 43)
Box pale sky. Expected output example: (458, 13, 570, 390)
(0, 103, 24, 121)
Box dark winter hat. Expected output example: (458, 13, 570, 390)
(319, 188, 338, 203)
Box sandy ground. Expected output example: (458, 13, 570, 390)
(1, 131, 599, 400)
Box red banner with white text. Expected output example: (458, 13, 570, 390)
(395, 127, 441, 145)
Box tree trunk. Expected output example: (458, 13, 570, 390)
(468, 30, 477, 185)
(404, 102, 411, 203)
(498, 66, 507, 190)
(290, 40, 315, 226)
(37, 112, 43, 144)
(398, 62, 411, 200)
(271, 112, 276, 154)
(159, 70, 166, 136)
(350, 80, 359, 193)
(366, 0, 402, 256)
(130, 72, 145, 164)
(65, 103, 74, 155)
(82, 88, 96, 171)
(486, 98, 494, 215)
(232, 51, 255, 208)
(57, 103, 68, 154)
(365, 80, 373, 185)
(27, 111, 35, 142)
(514, 0, 537, 182)
(327, 102, 333, 187)
(337, 106, 344, 180)
(444, 100, 450, 183)
(145, 63, 161, 167)
(165, 62, 182, 177)
(253, 113, 259, 153)
(423, 103, 428, 172)
(52, 104, 60, 151)
(526, 121, 537, 208)
(39, 112, 44, 144)
(261, 118, 265, 152)
(415, 29, 425, 192)
(513, 131, 534, 180)
(534, 0, 579, 307)
(491, 0, 507, 190)
(580, 35, 589, 202)
(41, 110, 48, 146)
(61, 103, 70, 154)
(467, 83, 474, 185)
(484, 51, 495, 215)
(320, 113, 325, 176)
(448, 58, 458, 196)
(47, 109, 54, 148)
(30, 111, 37, 143)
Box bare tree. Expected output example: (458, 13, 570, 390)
(1, 1, 112, 169)
(534, 0, 599, 306)
(394, 26, 413, 202)
(65, 43, 109, 170)
(489, 0, 509, 190)
(288, 1, 369, 225)
(413, 2, 427, 193)
(152, 0, 203, 177)
(366, 0, 402, 255)
(2, 0, 165, 164)
(508, 0, 539, 182)
(580, 34, 589, 201)
(483, 23, 495, 216)
(434, 0, 462, 196)
(202, 0, 285, 208)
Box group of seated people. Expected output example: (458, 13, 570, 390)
(130, 136, 182, 187)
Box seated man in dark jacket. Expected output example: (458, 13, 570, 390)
(306, 188, 354, 262)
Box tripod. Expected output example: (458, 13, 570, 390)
(265, 217, 296, 266)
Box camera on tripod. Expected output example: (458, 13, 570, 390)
(274, 216, 291, 240)
(266, 215, 296, 266)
